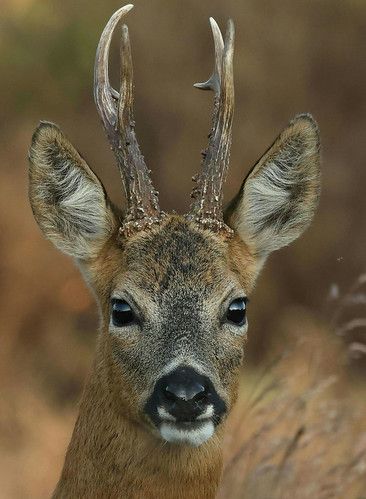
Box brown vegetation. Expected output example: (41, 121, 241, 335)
(219, 311, 366, 498)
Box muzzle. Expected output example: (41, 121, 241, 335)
(144, 365, 226, 446)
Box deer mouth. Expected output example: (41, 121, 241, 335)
(159, 419, 215, 447)
(154, 401, 221, 446)
(150, 405, 218, 446)
(148, 400, 224, 446)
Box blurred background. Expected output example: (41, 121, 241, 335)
(0, 0, 365, 497)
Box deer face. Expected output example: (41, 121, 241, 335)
(28, 6, 320, 447)
(90, 218, 256, 446)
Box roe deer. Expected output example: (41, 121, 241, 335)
(28, 5, 320, 498)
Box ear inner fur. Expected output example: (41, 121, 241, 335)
(29, 121, 117, 259)
(225, 114, 320, 257)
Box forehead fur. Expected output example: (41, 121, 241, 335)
(125, 217, 228, 294)
(90, 215, 257, 301)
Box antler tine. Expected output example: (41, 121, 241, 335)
(193, 18, 224, 94)
(94, 5, 162, 238)
(189, 19, 235, 236)
(94, 5, 132, 136)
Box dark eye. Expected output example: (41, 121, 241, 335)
(226, 298, 247, 326)
(111, 299, 136, 327)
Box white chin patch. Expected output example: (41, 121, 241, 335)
(160, 421, 215, 447)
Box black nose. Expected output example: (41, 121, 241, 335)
(161, 368, 209, 421)
(144, 365, 227, 426)
(154, 366, 213, 422)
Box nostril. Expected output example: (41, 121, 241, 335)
(164, 385, 178, 401)
(192, 387, 208, 403)
(164, 381, 207, 402)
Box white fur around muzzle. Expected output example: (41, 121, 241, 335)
(160, 421, 215, 447)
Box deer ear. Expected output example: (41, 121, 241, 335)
(29, 121, 118, 260)
(225, 114, 320, 258)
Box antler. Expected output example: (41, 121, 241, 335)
(188, 18, 235, 236)
(94, 5, 163, 237)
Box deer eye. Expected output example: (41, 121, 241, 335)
(226, 298, 247, 326)
(111, 299, 136, 327)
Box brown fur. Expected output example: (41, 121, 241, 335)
(53, 342, 223, 499)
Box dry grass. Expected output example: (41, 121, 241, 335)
(219, 314, 366, 498)
(329, 273, 366, 365)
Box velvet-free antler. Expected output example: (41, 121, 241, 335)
(94, 5, 163, 237)
(188, 18, 235, 236)
(94, 7, 234, 237)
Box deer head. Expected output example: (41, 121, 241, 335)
(28, 5, 320, 448)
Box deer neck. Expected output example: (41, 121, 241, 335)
(53, 358, 224, 499)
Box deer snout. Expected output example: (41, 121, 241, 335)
(162, 371, 208, 422)
(144, 366, 226, 446)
